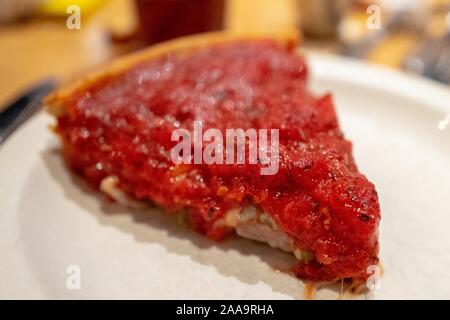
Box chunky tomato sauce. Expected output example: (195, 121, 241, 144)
(56, 40, 380, 281)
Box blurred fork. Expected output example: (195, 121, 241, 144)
(403, 10, 450, 84)
(0, 79, 55, 145)
(428, 12, 450, 84)
(341, 10, 427, 59)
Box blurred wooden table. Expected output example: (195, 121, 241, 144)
(0, 0, 298, 110)
(0, 0, 136, 109)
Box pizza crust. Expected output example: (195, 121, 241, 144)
(44, 30, 300, 117)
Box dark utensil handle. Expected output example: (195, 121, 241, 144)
(0, 79, 56, 145)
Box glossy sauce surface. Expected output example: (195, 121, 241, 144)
(56, 40, 380, 281)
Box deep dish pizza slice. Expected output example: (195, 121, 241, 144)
(45, 31, 380, 283)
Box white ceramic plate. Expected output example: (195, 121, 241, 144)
(1, 52, 450, 299)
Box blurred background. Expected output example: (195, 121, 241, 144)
(1, 0, 450, 110)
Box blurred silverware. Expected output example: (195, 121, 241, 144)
(341, 10, 427, 58)
(402, 37, 445, 76)
(427, 11, 450, 84)
(428, 37, 450, 84)
(402, 8, 450, 84)
(0, 79, 55, 145)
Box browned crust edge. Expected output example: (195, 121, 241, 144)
(44, 30, 300, 116)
